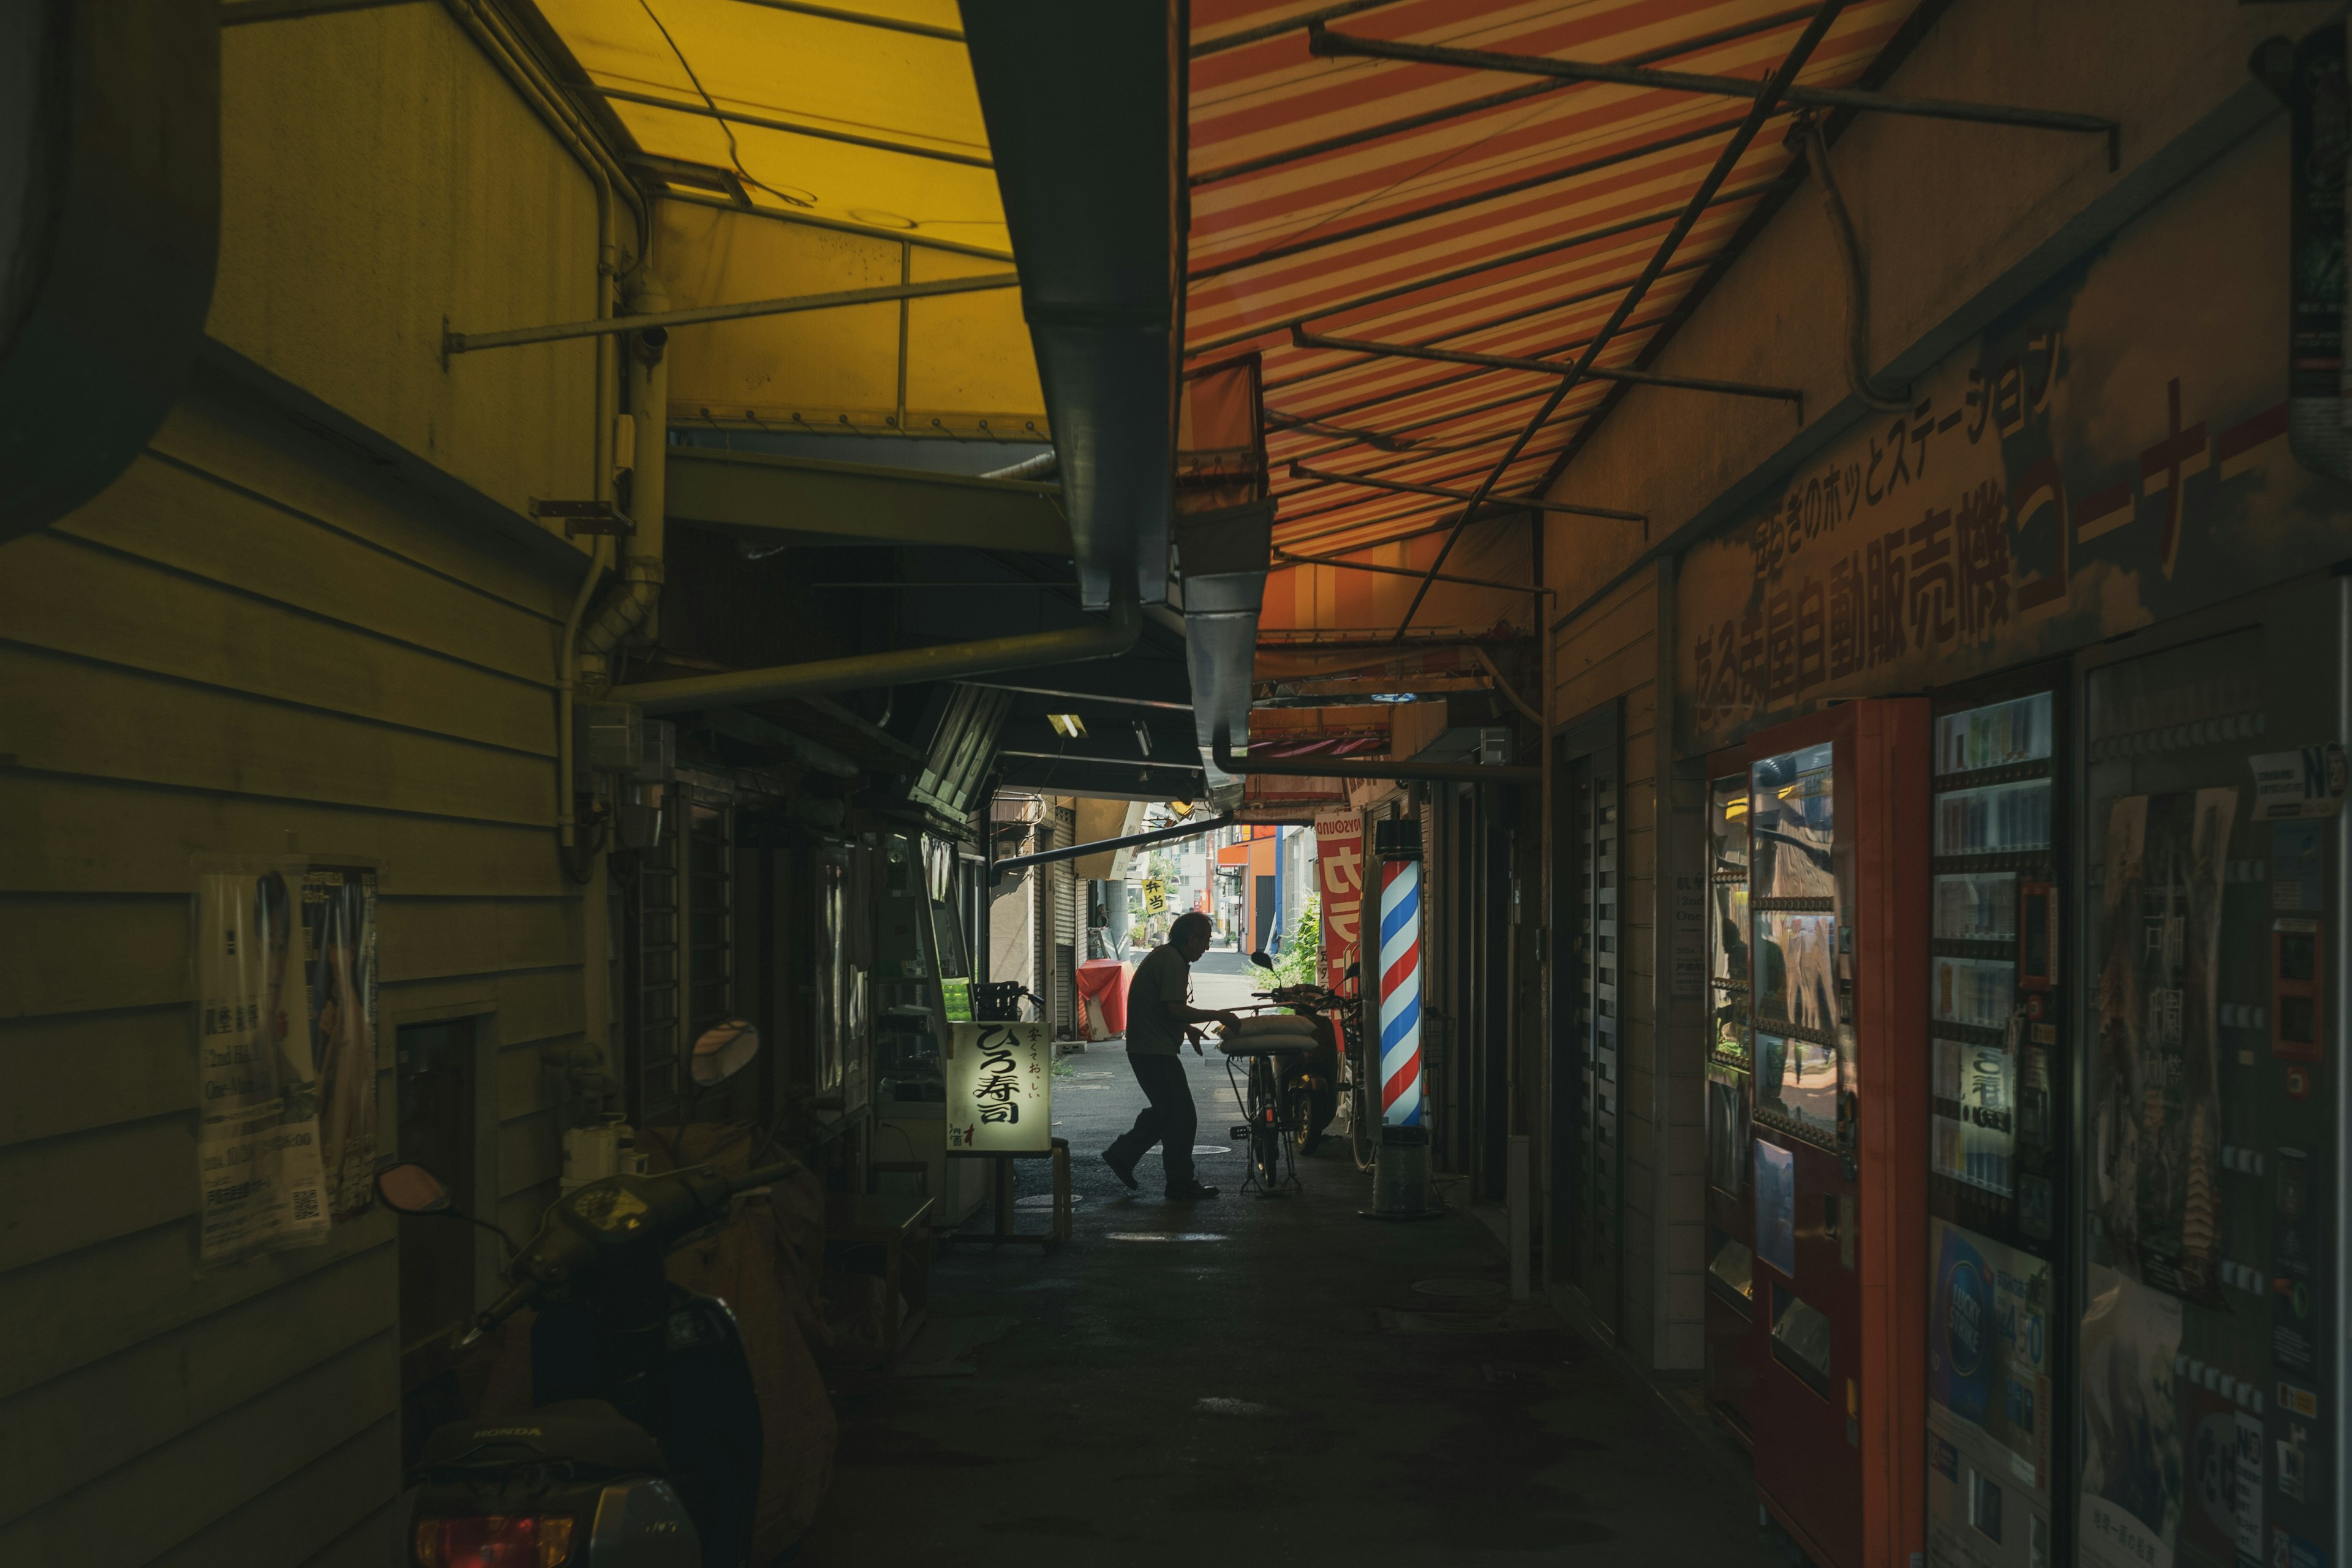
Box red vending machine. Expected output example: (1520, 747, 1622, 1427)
(1712, 698, 1932, 1568)
(1705, 752, 1758, 1436)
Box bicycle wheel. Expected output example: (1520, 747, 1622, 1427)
(1348, 1035, 1378, 1172)
(1246, 1058, 1283, 1186)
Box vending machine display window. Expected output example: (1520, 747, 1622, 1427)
(1705, 767, 1758, 1431)
(1924, 679, 2065, 1568)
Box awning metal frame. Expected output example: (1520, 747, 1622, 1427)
(1293, 325, 1804, 415)
(1307, 21, 2123, 172)
(1287, 461, 1646, 524)
(1378, 2, 1850, 639)
(444, 271, 1019, 355)
(1186, 4, 1817, 185)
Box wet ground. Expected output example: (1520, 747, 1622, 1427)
(797, 952, 1766, 1565)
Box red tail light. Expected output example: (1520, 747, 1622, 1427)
(413, 1514, 576, 1568)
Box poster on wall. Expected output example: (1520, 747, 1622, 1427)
(945, 1021, 1051, 1153)
(1314, 812, 1364, 990)
(2079, 1264, 2185, 1568)
(1675, 123, 2348, 753)
(194, 867, 331, 1264)
(1926, 1219, 2052, 1568)
(303, 866, 379, 1224)
(2090, 793, 2234, 1302)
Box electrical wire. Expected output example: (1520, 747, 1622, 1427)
(1789, 110, 1910, 413)
(636, 0, 817, 208)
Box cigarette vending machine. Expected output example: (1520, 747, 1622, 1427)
(1706, 698, 1931, 1568)
(2072, 581, 2344, 1568)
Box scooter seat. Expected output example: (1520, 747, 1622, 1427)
(419, 1398, 666, 1477)
(1216, 1036, 1316, 1056)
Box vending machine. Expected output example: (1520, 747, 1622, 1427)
(1921, 671, 2071, 1568)
(2071, 579, 2344, 1568)
(1706, 755, 1759, 1436)
(1705, 698, 1932, 1568)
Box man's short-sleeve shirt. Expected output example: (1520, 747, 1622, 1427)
(1124, 943, 1191, 1056)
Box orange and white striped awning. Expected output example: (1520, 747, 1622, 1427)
(1186, 1, 1924, 562)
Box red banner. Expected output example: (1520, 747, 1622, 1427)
(1314, 812, 1364, 992)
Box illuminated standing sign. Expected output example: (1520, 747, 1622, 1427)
(1374, 820, 1423, 1127)
(946, 1021, 1051, 1153)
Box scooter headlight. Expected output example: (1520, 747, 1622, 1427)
(413, 1513, 577, 1568)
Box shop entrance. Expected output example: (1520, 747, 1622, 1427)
(1553, 704, 1623, 1332)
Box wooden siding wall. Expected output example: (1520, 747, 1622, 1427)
(0, 5, 606, 1560)
(0, 382, 584, 1565)
(1548, 564, 1703, 1370)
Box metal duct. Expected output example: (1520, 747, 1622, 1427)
(1178, 501, 1275, 809)
(960, 2, 1181, 609)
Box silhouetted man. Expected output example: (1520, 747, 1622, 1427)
(1102, 911, 1240, 1200)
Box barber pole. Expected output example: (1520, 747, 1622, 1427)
(1376, 840, 1423, 1128)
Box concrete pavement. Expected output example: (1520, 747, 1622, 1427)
(796, 953, 1768, 1565)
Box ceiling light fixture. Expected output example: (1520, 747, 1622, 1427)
(1047, 713, 1087, 738)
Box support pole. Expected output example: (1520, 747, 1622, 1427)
(446, 272, 1020, 355)
(1508, 1132, 1531, 1300)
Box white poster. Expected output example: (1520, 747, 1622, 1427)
(945, 1021, 1051, 1153)
(195, 869, 330, 1264)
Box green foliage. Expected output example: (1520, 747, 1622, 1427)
(1270, 895, 1321, 987)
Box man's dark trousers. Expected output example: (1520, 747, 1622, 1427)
(1107, 1053, 1196, 1191)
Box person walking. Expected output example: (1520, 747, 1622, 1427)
(1102, 911, 1241, 1200)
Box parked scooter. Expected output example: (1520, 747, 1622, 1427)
(1246, 951, 1363, 1158)
(383, 1024, 785, 1567)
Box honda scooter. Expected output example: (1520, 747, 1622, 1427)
(382, 1024, 784, 1567)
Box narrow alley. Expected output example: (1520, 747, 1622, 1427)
(2, 5, 2345, 1568)
(805, 962, 1762, 1566)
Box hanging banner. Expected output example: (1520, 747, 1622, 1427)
(1314, 812, 1363, 991)
(2089, 792, 2234, 1302)
(194, 866, 330, 1265)
(1675, 127, 2348, 753)
(944, 1020, 1052, 1153)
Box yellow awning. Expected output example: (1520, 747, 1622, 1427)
(532, 0, 1046, 440)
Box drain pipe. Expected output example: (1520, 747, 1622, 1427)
(580, 275, 670, 689)
(555, 533, 609, 849)
(1789, 111, 1912, 414)
(609, 593, 1142, 715)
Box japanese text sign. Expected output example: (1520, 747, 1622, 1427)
(1678, 137, 2348, 752)
(1314, 813, 1363, 990)
(946, 1021, 1051, 1153)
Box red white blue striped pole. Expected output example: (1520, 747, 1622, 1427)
(1377, 851, 1423, 1128)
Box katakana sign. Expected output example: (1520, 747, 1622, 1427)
(1678, 134, 2348, 752)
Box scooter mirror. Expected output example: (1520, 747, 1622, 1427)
(1344, 960, 1360, 979)
(1250, 951, 1275, 971)
(377, 1162, 452, 1215)
(691, 1019, 761, 1086)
